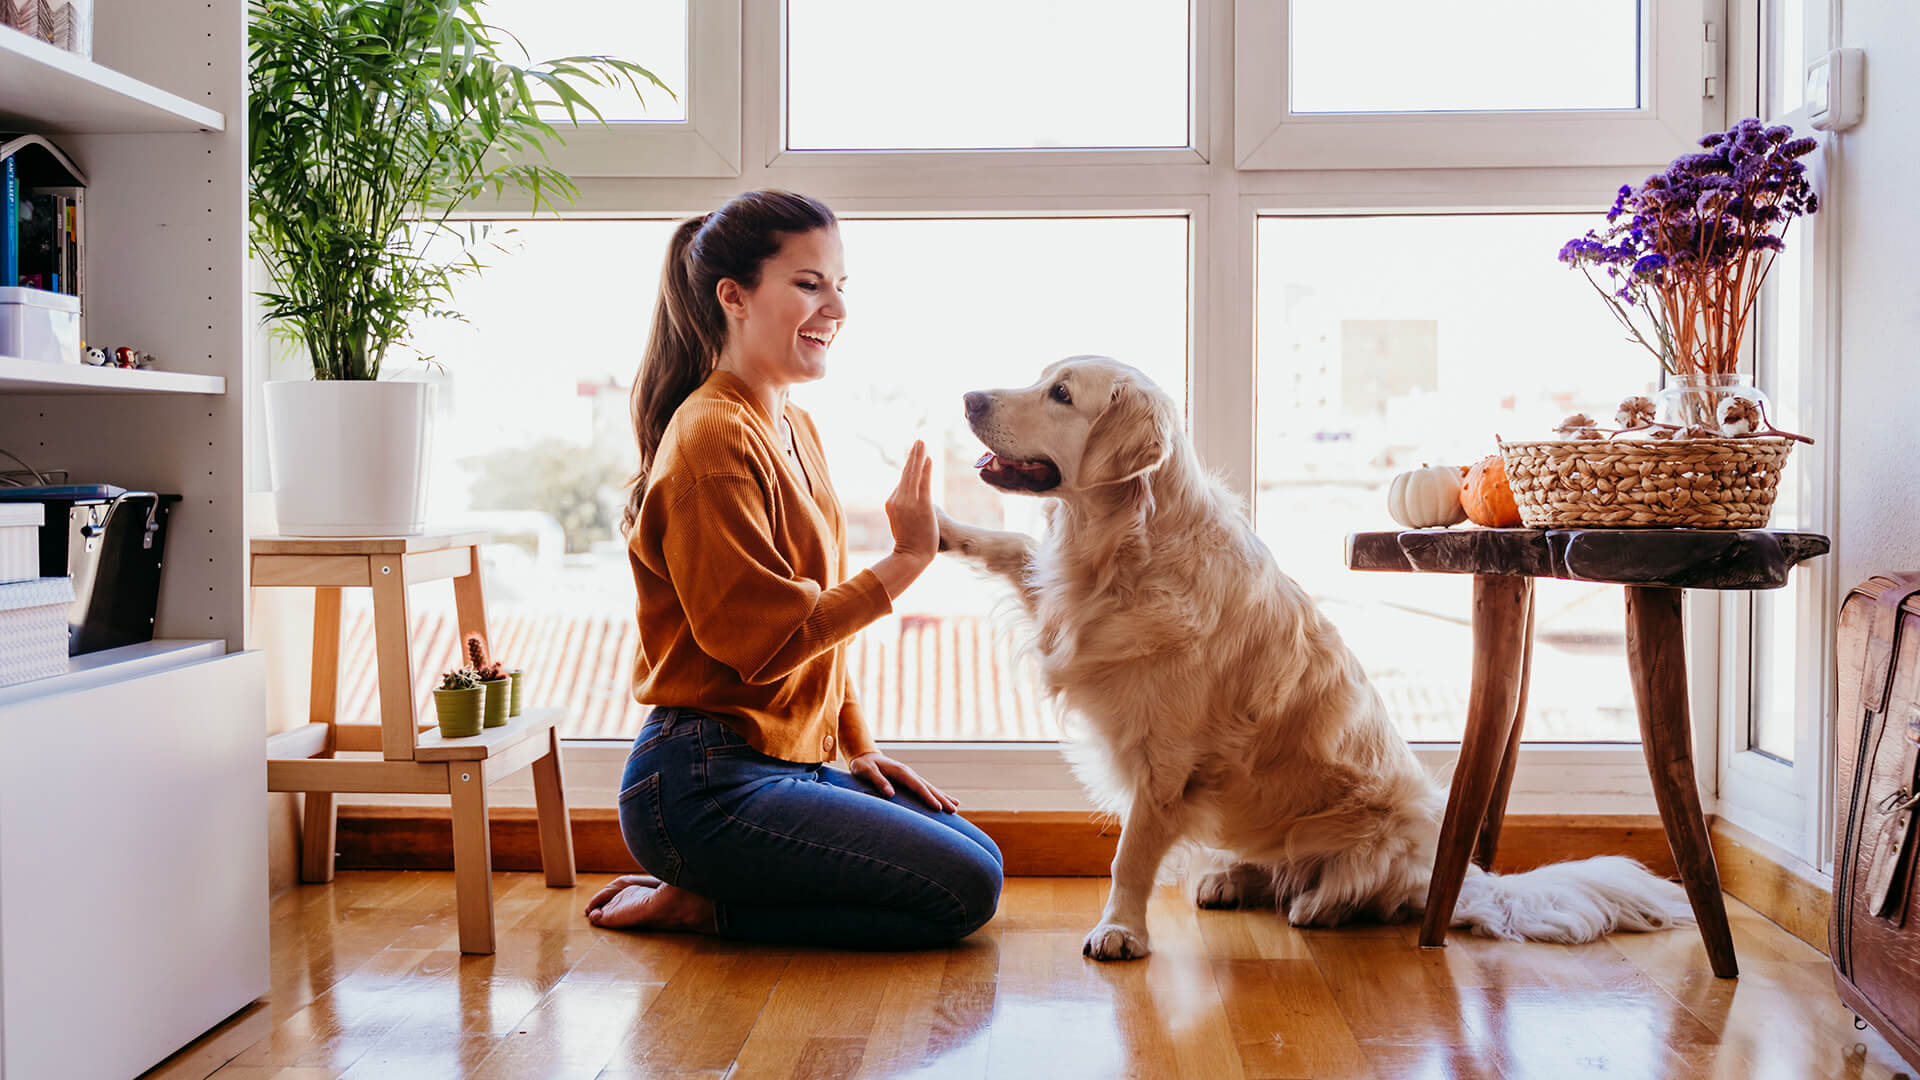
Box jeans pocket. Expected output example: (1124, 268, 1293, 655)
(616, 772, 683, 882)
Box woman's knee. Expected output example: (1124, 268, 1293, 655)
(939, 844, 1004, 938)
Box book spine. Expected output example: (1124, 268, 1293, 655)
(3, 155, 16, 288)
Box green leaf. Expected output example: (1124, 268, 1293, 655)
(246, 0, 673, 380)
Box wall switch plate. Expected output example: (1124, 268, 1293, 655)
(1806, 47, 1864, 132)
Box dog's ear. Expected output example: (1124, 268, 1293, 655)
(1082, 380, 1174, 488)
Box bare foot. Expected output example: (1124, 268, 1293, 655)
(583, 874, 715, 933)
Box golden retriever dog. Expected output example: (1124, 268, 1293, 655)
(937, 356, 1693, 961)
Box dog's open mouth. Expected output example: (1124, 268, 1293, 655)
(975, 452, 1061, 493)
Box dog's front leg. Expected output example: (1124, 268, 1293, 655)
(1084, 798, 1186, 961)
(937, 509, 1041, 617)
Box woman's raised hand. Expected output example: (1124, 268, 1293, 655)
(885, 440, 937, 564)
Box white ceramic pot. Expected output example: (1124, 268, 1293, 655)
(264, 380, 434, 536)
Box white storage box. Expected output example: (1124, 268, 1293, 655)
(0, 577, 73, 687)
(0, 503, 43, 584)
(0, 286, 82, 366)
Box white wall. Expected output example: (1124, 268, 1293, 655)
(1834, 0, 1920, 583)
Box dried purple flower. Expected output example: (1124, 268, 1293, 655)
(1560, 117, 1819, 377)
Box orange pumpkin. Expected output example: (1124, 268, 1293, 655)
(1461, 454, 1522, 527)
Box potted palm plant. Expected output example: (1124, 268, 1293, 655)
(248, 0, 666, 535)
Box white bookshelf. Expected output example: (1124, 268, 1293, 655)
(0, 4, 263, 1079)
(0, 639, 224, 705)
(0, 30, 223, 133)
(0, 354, 225, 394)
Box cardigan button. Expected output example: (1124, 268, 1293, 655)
(822, 734, 836, 754)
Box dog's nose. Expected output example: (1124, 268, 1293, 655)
(964, 391, 989, 420)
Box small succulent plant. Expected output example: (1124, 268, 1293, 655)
(464, 633, 507, 682)
(439, 668, 481, 692)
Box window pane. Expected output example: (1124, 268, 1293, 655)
(787, 0, 1188, 150)
(1256, 215, 1653, 742)
(336, 220, 681, 742)
(1290, 0, 1641, 114)
(1751, 235, 1806, 761)
(341, 218, 1186, 742)
(479, 0, 687, 122)
(806, 218, 1189, 740)
(1765, 0, 1807, 119)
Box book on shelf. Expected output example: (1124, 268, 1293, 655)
(0, 134, 86, 338)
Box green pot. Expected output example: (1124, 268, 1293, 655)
(508, 669, 524, 716)
(482, 678, 511, 727)
(433, 686, 484, 738)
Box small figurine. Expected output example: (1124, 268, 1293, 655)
(82, 346, 110, 367)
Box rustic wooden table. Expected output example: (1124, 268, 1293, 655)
(1346, 527, 1831, 978)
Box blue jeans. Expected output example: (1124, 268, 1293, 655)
(617, 707, 1004, 949)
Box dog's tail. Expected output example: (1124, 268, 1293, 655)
(1448, 856, 1694, 943)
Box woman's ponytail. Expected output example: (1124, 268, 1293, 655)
(621, 191, 838, 535)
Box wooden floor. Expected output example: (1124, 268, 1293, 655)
(174, 871, 1915, 1080)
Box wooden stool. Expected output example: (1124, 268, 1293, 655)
(1346, 527, 1830, 979)
(254, 532, 577, 954)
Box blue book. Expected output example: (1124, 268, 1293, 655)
(3, 154, 15, 287)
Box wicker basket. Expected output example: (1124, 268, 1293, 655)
(1499, 436, 1794, 529)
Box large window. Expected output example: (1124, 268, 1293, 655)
(1255, 214, 1650, 742)
(267, 0, 1763, 813)
(478, 0, 687, 121)
(1290, 0, 1641, 114)
(786, 0, 1189, 150)
(332, 218, 1186, 742)
(800, 218, 1188, 739)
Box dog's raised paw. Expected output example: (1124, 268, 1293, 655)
(1082, 922, 1151, 961)
(1194, 870, 1244, 909)
(935, 511, 973, 555)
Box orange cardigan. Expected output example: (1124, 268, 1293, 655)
(628, 370, 892, 763)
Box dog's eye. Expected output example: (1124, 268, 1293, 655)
(1050, 383, 1073, 405)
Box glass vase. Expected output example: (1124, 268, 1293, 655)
(1653, 372, 1774, 435)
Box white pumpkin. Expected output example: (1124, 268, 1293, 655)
(1386, 464, 1468, 528)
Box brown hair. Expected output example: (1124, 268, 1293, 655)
(622, 190, 837, 533)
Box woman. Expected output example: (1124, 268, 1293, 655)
(585, 190, 1004, 948)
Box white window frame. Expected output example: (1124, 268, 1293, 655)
(1713, 0, 1840, 872)
(322, 0, 1753, 817)
(759, 0, 1210, 169)
(535, 0, 741, 177)
(1234, 0, 1716, 170)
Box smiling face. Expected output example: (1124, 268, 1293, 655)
(715, 225, 847, 390)
(964, 356, 1177, 497)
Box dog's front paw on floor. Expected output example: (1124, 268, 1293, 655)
(1082, 922, 1151, 961)
(1194, 870, 1245, 909)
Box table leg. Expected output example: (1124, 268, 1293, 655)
(1625, 586, 1738, 978)
(1474, 587, 1535, 871)
(1421, 574, 1534, 948)
(450, 762, 497, 955)
(301, 586, 343, 883)
(370, 557, 419, 761)
(532, 726, 577, 888)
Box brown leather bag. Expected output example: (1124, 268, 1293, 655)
(1833, 572, 1920, 1069)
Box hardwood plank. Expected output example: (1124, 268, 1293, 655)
(601, 944, 791, 1075)
(222, 871, 1916, 1080)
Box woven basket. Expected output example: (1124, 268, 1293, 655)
(1499, 436, 1793, 529)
